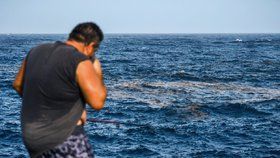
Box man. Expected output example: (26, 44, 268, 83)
(13, 22, 107, 158)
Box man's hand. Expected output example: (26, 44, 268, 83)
(77, 110, 87, 125)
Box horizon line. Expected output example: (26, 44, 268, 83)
(1, 32, 280, 35)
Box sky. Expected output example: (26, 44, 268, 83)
(0, 0, 279, 34)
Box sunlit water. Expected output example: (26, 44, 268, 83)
(0, 34, 280, 157)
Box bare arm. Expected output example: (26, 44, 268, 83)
(92, 58, 104, 81)
(76, 59, 107, 110)
(13, 59, 26, 97)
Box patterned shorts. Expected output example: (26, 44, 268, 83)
(38, 126, 94, 158)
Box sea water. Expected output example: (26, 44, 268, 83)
(0, 34, 279, 157)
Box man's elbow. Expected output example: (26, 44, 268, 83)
(93, 102, 105, 111)
(90, 89, 107, 111)
(97, 89, 107, 110)
(91, 99, 106, 111)
(13, 82, 23, 96)
(13, 82, 21, 92)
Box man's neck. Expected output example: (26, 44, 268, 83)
(65, 40, 86, 56)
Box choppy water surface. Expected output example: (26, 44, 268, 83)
(0, 34, 280, 157)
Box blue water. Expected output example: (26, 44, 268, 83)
(0, 34, 280, 157)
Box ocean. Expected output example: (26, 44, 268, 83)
(0, 34, 279, 157)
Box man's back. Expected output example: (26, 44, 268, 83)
(22, 41, 89, 157)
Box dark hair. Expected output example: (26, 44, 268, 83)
(68, 22, 103, 47)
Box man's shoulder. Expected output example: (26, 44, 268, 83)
(30, 42, 58, 54)
(55, 42, 89, 61)
(61, 46, 88, 59)
(29, 41, 88, 60)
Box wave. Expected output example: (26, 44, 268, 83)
(214, 103, 272, 117)
(120, 145, 160, 156)
(235, 39, 243, 42)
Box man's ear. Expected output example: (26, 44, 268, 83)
(89, 41, 97, 48)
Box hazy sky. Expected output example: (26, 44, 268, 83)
(0, 0, 279, 34)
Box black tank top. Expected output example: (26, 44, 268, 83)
(21, 41, 89, 158)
